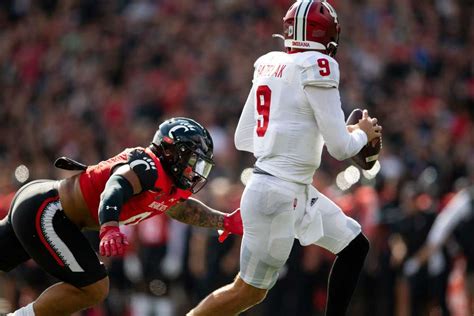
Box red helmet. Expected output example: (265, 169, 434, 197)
(282, 0, 340, 56)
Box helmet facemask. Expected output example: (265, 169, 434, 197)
(172, 144, 214, 193)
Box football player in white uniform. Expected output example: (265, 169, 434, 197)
(404, 181, 474, 314)
(188, 1, 382, 315)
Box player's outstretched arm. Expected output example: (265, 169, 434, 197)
(167, 198, 225, 228)
(166, 198, 243, 241)
(404, 188, 472, 276)
(97, 164, 141, 257)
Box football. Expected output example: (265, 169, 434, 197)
(345, 108, 382, 170)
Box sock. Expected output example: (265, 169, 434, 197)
(325, 233, 369, 316)
(9, 302, 35, 316)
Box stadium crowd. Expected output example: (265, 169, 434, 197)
(0, 0, 473, 315)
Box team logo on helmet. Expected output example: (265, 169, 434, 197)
(288, 25, 294, 37)
(168, 122, 198, 138)
(292, 41, 310, 47)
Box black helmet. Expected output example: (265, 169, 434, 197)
(151, 117, 214, 193)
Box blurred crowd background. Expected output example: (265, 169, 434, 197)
(0, 0, 473, 315)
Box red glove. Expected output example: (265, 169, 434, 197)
(99, 226, 129, 257)
(218, 208, 243, 243)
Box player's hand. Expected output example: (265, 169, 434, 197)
(357, 109, 382, 142)
(99, 225, 129, 257)
(218, 208, 243, 243)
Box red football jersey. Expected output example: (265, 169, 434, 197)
(79, 147, 191, 226)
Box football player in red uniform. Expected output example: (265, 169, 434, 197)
(0, 117, 243, 316)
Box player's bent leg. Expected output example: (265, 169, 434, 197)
(33, 277, 109, 316)
(0, 216, 30, 271)
(189, 174, 299, 315)
(326, 233, 369, 316)
(187, 274, 267, 316)
(0, 181, 38, 271)
(309, 189, 369, 316)
(9, 180, 109, 315)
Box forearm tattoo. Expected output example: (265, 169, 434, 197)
(167, 198, 225, 229)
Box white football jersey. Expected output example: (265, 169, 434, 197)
(235, 51, 367, 184)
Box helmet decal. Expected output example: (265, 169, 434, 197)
(288, 25, 294, 37)
(294, 0, 314, 42)
(129, 158, 154, 171)
(168, 122, 198, 138)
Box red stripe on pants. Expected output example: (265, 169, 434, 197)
(35, 196, 65, 267)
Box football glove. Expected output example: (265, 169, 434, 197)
(99, 225, 129, 257)
(218, 208, 243, 243)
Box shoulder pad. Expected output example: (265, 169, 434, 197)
(253, 51, 290, 71)
(299, 52, 340, 88)
(253, 52, 273, 68)
(127, 148, 158, 191)
(253, 52, 294, 82)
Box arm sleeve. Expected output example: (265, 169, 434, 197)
(305, 86, 367, 161)
(427, 189, 472, 248)
(127, 149, 159, 191)
(234, 88, 256, 153)
(98, 174, 134, 225)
